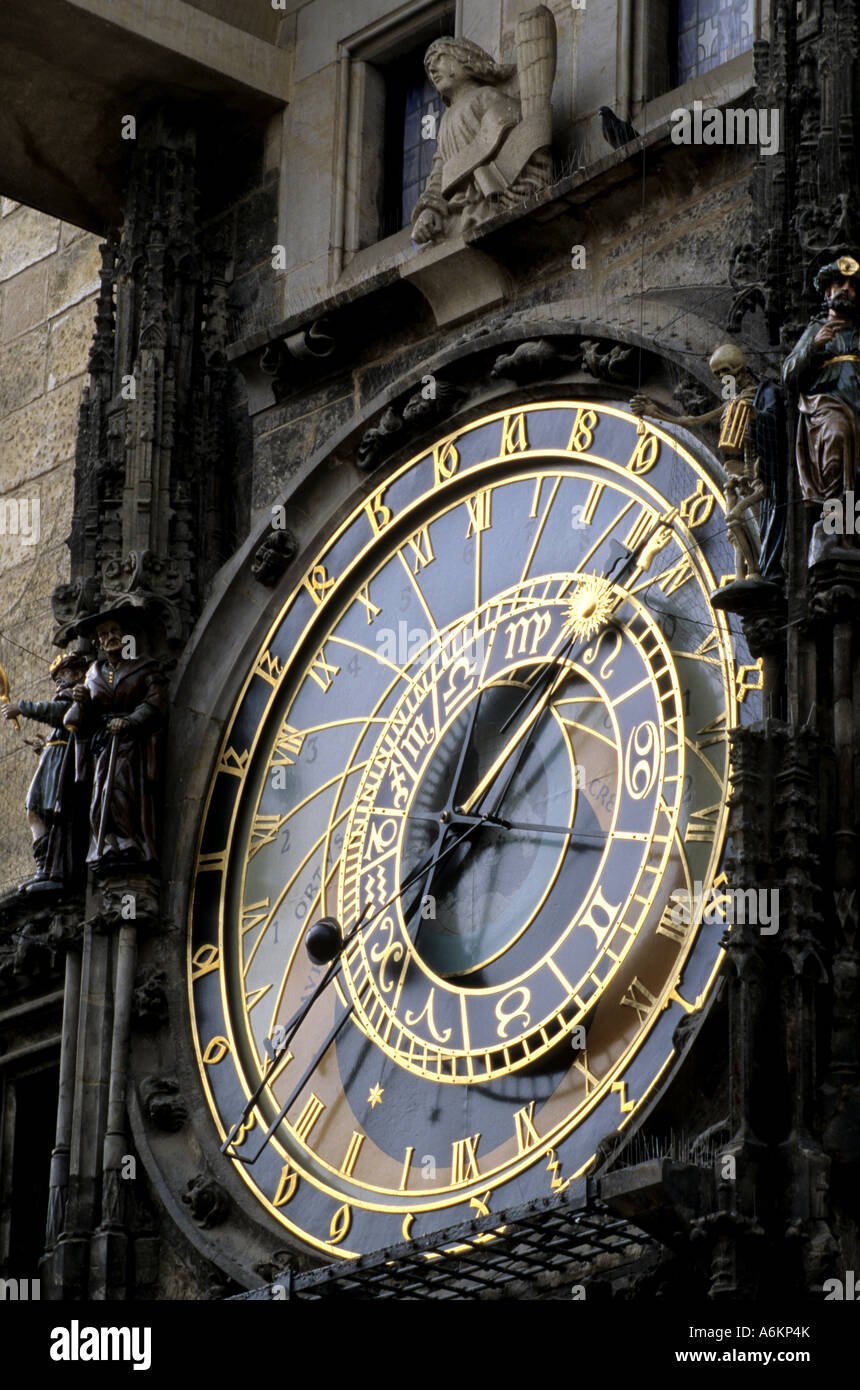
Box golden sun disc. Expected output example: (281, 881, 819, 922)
(564, 573, 616, 642)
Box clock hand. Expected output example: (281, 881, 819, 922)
(423, 808, 609, 843)
(222, 814, 492, 1164)
(390, 807, 611, 842)
(459, 660, 570, 814)
(462, 516, 681, 817)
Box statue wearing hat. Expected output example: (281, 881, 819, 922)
(783, 255, 860, 554)
(1, 650, 90, 891)
(64, 604, 168, 876)
(411, 7, 557, 246)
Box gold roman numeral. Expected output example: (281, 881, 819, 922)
(249, 813, 289, 860)
(513, 1102, 541, 1154)
(735, 660, 763, 702)
(623, 506, 657, 552)
(245, 983, 272, 1011)
(271, 720, 305, 766)
(293, 1093, 325, 1143)
(581, 479, 604, 524)
(695, 712, 728, 751)
(574, 1051, 599, 1093)
(685, 802, 721, 842)
(309, 648, 341, 692)
(341, 1131, 365, 1179)
(405, 526, 435, 573)
(399, 1146, 415, 1191)
(451, 1133, 481, 1184)
(656, 555, 694, 595)
(356, 584, 381, 624)
(241, 898, 270, 938)
(465, 491, 492, 536)
(656, 903, 692, 945)
(620, 976, 658, 1023)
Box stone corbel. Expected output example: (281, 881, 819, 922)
(400, 238, 512, 328)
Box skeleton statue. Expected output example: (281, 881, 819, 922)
(631, 345, 787, 596)
(411, 7, 557, 246)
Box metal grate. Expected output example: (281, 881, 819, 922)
(232, 1180, 661, 1300)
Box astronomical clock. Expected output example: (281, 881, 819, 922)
(187, 401, 762, 1259)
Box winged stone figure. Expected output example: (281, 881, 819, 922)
(411, 6, 557, 245)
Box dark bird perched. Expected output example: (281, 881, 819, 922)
(598, 106, 639, 149)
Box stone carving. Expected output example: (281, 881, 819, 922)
(580, 338, 636, 383)
(631, 344, 786, 608)
(411, 7, 557, 245)
(490, 338, 563, 382)
(401, 377, 466, 424)
(783, 255, 860, 562)
(101, 549, 186, 649)
(182, 1173, 229, 1229)
(356, 379, 466, 471)
(356, 407, 403, 470)
(57, 117, 236, 656)
(64, 603, 168, 877)
(140, 1076, 187, 1132)
(1, 651, 90, 893)
(98, 872, 161, 923)
(50, 578, 103, 648)
(672, 378, 714, 416)
(132, 965, 169, 1029)
(254, 1251, 297, 1283)
(250, 526, 298, 587)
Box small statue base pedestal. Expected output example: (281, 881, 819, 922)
(710, 579, 783, 615)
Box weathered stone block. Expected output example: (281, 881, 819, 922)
(0, 378, 83, 482)
(0, 205, 59, 282)
(0, 260, 49, 343)
(46, 298, 97, 390)
(45, 235, 101, 317)
(0, 327, 48, 416)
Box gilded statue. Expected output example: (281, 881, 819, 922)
(631, 344, 786, 600)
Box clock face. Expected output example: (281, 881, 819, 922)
(188, 402, 762, 1259)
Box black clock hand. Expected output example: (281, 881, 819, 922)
(222, 814, 491, 1164)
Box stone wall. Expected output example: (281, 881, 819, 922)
(0, 198, 100, 894)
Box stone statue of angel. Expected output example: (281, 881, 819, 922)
(411, 6, 557, 245)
